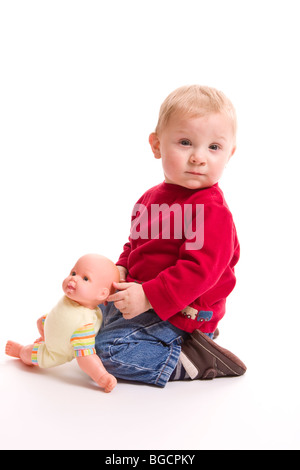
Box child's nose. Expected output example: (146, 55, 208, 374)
(190, 151, 206, 165)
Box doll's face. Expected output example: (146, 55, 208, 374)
(62, 254, 119, 309)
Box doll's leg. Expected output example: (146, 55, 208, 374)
(76, 354, 117, 393)
(5, 341, 35, 366)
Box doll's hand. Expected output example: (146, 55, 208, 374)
(36, 316, 45, 341)
(117, 266, 128, 282)
(34, 336, 44, 343)
(107, 282, 152, 319)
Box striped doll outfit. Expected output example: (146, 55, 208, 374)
(31, 296, 102, 368)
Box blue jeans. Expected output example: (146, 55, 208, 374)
(95, 302, 189, 388)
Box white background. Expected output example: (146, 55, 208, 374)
(1, 0, 299, 450)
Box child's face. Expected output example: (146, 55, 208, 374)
(150, 113, 236, 190)
(62, 255, 113, 309)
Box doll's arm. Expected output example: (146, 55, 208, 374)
(36, 315, 47, 341)
(76, 355, 117, 393)
(71, 324, 117, 392)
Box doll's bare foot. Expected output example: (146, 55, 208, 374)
(5, 341, 34, 366)
(76, 355, 117, 392)
(5, 341, 23, 358)
(97, 372, 117, 393)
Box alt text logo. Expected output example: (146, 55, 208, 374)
(130, 203, 204, 251)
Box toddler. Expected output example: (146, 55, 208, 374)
(96, 85, 246, 387)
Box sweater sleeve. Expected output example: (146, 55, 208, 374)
(116, 191, 146, 269)
(116, 241, 131, 269)
(142, 203, 236, 321)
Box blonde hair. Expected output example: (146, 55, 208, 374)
(155, 85, 237, 138)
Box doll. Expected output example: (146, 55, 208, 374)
(5, 254, 120, 393)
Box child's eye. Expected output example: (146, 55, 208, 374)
(180, 139, 192, 146)
(209, 144, 220, 151)
(71, 272, 76, 276)
(83, 276, 89, 282)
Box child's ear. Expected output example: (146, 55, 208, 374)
(149, 132, 161, 159)
(97, 287, 110, 302)
(228, 145, 236, 161)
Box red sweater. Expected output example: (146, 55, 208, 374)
(117, 182, 240, 334)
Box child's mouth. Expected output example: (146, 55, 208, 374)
(186, 171, 205, 176)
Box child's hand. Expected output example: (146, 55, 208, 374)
(103, 266, 128, 306)
(117, 266, 128, 282)
(107, 282, 152, 320)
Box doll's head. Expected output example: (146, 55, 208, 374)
(62, 254, 120, 309)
